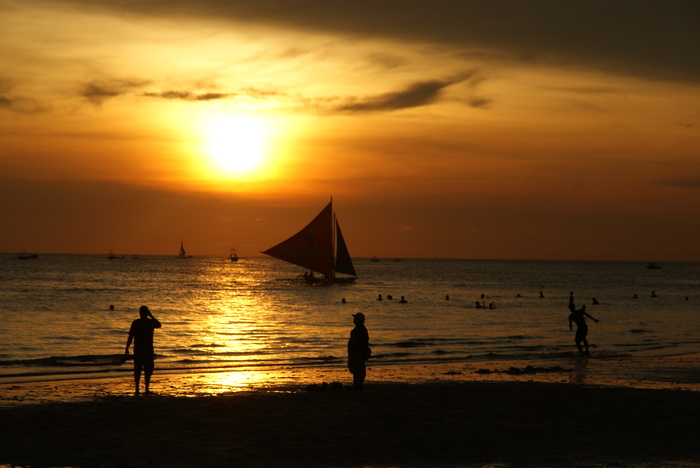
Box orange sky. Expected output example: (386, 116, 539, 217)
(1, 1, 699, 260)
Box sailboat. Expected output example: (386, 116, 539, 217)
(178, 241, 191, 259)
(262, 198, 357, 284)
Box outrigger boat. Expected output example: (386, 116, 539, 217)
(262, 198, 357, 284)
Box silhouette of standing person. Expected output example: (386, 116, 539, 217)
(568, 292, 599, 356)
(347, 312, 371, 390)
(125, 305, 162, 395)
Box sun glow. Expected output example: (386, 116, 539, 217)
(202, 114, 271, 176)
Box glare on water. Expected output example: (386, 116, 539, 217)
(1, 254, 699, 392)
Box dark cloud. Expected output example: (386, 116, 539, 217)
(0, 95, 47, 114)
(332, 72, 477, 113)
(335, 79, 452, 113)
(58, 0, 700, 83)
(81, 79, 148, 104)
(0, 79, 47, 114)
(143, 90, 231, 101)
(467, 97, 491, 109)
(82, 83, 120, 104)
(366, 52, 406, 70)
(142, 87, 283, 102)
(653, 178, 700, 190)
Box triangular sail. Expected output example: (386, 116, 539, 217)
(262, 201, 334, 277)
(334, 218, 356, 277)
(179, 241, 186, 257)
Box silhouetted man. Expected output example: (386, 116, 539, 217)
(125, 305, 162, 395)
(568, 292, 599, 356)
(348, 312, 371, 390)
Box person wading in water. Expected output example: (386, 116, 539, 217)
(568, 292, 599, 356)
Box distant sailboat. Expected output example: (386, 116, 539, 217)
(230, 248, 239, 262)
(178, 241, 191, 259)
(262, 199, 357, 284)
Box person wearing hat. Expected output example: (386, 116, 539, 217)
(348, 312, 371, 390)
(125, 305, 162, 395)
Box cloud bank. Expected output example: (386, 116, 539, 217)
(56, 0, 700, 83)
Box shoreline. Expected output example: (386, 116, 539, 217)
(1, 353, 698, 408)
(1, 380, 698, 468)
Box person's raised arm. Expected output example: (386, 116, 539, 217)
(148, 310, 162, 328)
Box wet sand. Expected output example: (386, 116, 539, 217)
(1, 375, 699, 468)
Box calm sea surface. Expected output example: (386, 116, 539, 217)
(1, 255, 699, 389)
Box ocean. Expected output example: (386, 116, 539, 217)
(1, 254, 699, 391)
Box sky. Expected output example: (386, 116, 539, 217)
(1, 0, 699, 261)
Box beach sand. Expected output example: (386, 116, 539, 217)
(1, 369, 699, 468)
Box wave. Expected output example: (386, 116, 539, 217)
(389, 335, 528, 349)
(0, 354, 128, 367)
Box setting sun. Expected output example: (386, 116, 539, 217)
(202, 114, 270, 175)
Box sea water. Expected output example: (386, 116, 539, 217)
(1, 254, 699, 389)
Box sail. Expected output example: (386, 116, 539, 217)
(262, 201, 334, 277)
(334, 218, 356, 277)
(179, 242, 186, 257)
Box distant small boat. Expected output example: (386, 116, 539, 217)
(371, 256, 381, 262)
(17, 251, 38, 260)
(178, 241, 191, 259)
(262, 198, 357, 284)
(229, 249, 239, 262)
(646, 263, 661, 269)
(107, 250, 124, 260)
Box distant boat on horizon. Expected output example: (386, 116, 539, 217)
(647, 262, 661, 269)
(261, 198, 357, 284)
(178, 241, 191, 259)
(17, 251, 38, 260)
(230, 248, 239, 262)
(107, 250, 124, 260)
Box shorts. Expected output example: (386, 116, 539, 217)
(134, 353, 155, 373)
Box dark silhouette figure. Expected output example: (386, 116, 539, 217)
(568, 292, 599, 356)
(347, 312, 371, 390)
(125, 305, 162, 395)
(399, 296, 407, 303)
